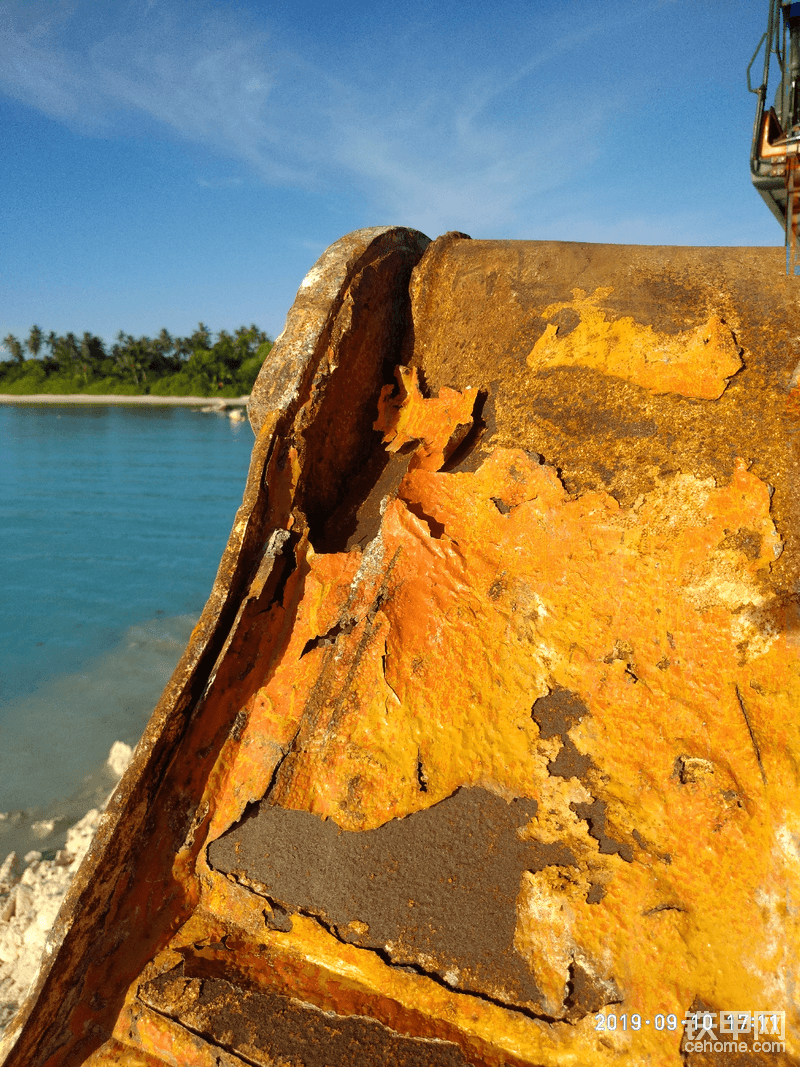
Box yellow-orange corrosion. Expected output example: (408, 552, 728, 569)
(81, 1039, 167, 1066)
(107, 365, 800, 1067)
(527, 286, 743, 398)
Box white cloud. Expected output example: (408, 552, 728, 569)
(0, 0, 649, 237)
(196, 177, 245, 189)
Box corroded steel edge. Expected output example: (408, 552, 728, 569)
(248, 226, 431, 433)
(0, 225, 431, 1067)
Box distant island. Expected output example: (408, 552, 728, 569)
(0, 323, 273, 398)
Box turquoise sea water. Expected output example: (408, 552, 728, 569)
(0, 403, 255, 856)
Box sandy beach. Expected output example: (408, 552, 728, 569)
(0, 394, 249, 406)
(0, 743, 134, 1037)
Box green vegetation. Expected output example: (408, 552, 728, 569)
(0, 323, 273, 397)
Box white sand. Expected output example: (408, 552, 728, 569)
(0, 743, 134, 1036)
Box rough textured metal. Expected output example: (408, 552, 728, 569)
(2, 232, 798, 1067)
(247, 225, 431, 434)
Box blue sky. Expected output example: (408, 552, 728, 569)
(0, 0, 780, 348)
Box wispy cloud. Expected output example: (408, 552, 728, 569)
(0, 0, 640, 236)
(196, 177, 245, 189)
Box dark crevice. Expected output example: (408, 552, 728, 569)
(364, 944, 562, 1025)
(298, 564, 390, 666)
(295, 550, 401, 743)
(644, 903, 687, 916)
(395, 437, 425, 455)
(267, 530, 302, 611)
(300, 615, 358, 658)
(490, 497, 511, 515)
(440, 422, 473, 468)
(272, 437, 291, 473)
(439, 389, 490, 473)
(416, 750, 429, 793)
(404, 501, 446, 539)
(209, 714, 306, 842)
(315, 438, 398, 553)
(410, 363, 431, 396)
(293, 235, 428, 556)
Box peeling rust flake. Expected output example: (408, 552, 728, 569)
(208, 785, 572, 1015)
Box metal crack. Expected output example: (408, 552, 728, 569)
(734, 683, 766, 785)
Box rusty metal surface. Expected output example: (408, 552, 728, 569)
(247, 225, 430, 434)
(2, 232, 798, 1067)
(404, 236, 800, 598)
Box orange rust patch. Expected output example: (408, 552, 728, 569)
(81, 1039, 168, 1065)
(374, 364, 478, 470)
(103, 364, 799, 1067)
(170, 372, 800, 1063)
(527, 286, 743, 399)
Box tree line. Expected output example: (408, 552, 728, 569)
(0, 323, 273, 397)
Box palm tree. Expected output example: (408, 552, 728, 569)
(57, 333, 81, 378)
(189, 322, 212, 351)
(2, 334, 23, 364)
(173, 334, 192, 361)
(151, 328, 177, 374)
(79, 332, 105, 385)
(236, 323, 269, 349)
(156, 328, 173, 356)
(112, 331, 141, 386)
(26, 325, 44, 359)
